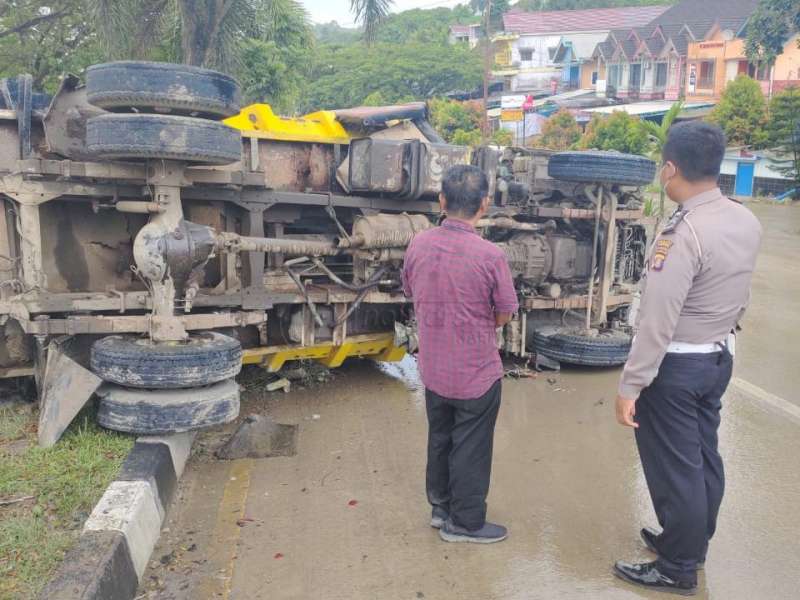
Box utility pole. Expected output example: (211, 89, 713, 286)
(482, 0, 493, 139)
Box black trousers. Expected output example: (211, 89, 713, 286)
(425, 379, 502, 530)
(635, 350, 733, 583)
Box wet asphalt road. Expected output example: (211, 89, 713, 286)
(143, 203, 800, 600)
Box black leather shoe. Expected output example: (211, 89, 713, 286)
(640, 527, 705, 569)
(613, 561, 697, 596)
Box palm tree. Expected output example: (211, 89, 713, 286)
(641, 100, 683, 217)
(350, 0, 393, 45)
(89, 0, 308, 72)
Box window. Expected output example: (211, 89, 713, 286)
(655, 63, 668, 87)
(748, 61, 770, 81)
(592, 71, 598, 85)
(698, 60, 715, 88)
(520, 49, 534, 61)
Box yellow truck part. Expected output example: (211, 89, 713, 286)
(224, 103, 351, 145)
(241, 333, 406, 373)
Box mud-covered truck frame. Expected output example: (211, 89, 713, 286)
(0, 63, 655, 446)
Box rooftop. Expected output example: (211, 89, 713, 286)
(503, 5, 669, 36)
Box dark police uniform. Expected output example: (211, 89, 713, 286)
(618, 188, 762, 583)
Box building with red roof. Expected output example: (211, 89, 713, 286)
(492, 5, 669, 93)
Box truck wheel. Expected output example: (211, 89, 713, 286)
(532, 328, 631, 367)
(548, 151, 656, 187)
(86, 113, 241, 164)
(91, 332, 242, 389)
(86, 61, 242, 118)
(96, 378, 240, 434)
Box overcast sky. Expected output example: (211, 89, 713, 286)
(301, 0, 464, 27)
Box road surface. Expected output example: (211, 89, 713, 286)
(140, 202, 800, 600)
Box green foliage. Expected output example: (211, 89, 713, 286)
(362, 90, 389, 106)
(639, 101, 682, 217)
(707, 75, 769, 148)
(305, 43, 481, 111)
(429, 98, 482, 141)
(0, 405, 133, 599)
(375, 7, 476, 45)
(767, 86, 800, 188)
(452, 128, 483, 146)
(238, 0, 314, 112)
(492, 128, 514, 146)
(539, 108, 581, 151)
(470, 0, 509, 30)
(350, 0, 393, 44)
(745, 0, 800, 65)
(578, 111, 649, 155)
(314, 21, 360, 44)
(640, 100, 683, 160)
(0, 0, 102, 91)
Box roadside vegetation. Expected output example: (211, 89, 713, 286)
(0, 402, 132, 600)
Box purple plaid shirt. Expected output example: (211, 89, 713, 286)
(402, 218, 519, 399)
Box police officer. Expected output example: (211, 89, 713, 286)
(613, 121, 762, 595)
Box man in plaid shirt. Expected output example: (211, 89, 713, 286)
(403, 165, 518, 544)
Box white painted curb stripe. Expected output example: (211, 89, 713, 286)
(730, 377, 800, 425)
(83, 480, 162, 579)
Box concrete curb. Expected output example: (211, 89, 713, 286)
(40, 432, 195, 600)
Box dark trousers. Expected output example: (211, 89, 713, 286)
(635, 350, 733, 584)
(425, 379, 502, 530)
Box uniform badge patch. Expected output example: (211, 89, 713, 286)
(651, 239, 673, 271)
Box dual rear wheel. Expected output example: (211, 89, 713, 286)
(91, 332, 243, 435)
(84, 62, 246, 433)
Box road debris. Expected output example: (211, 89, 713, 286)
(0, 495, 35, 506)
(216, 414, 298, 459)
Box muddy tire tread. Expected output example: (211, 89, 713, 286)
(548, 151, 656, 186)
(91, 332, 242, 389)
(96, 379, 240, 434)
(533, 329, 631, 366)
(86, 113, 241, 164)
(86, 61, 242, 117)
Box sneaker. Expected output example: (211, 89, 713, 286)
(640, 527, 705, 570)
(439, 520, 507, 544)
(613, 560, 697, 596)
(430, 506, 449, 529)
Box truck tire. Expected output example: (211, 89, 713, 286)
(91, 332, 242, 389)
(86, 61, 242, 118)
(548, 151, 656, 187)
(532, 328, 631, 367)
(86, 113, 241, 164)
(96, 378, 240, 434)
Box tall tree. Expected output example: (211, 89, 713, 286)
(538, 108, 581, 151)
(0, 1, 101, 91)
(745, 0, 800, 65)
(707, 75, 768, 148)
(469, 0, 510, 30)
(350, 0, 393, 44)
(306, 42, 481, 111)
(767, 86, 800, 194)
(578, 111, 650, 155)
(89, 0, 262, 71)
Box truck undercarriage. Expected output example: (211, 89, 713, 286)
(0, 62, 655, 445)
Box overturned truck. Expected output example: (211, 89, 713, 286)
(0, 62, 655, 445)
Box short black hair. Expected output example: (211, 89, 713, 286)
(662, 121, 726, 182)
(441, 165, 489, 217)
